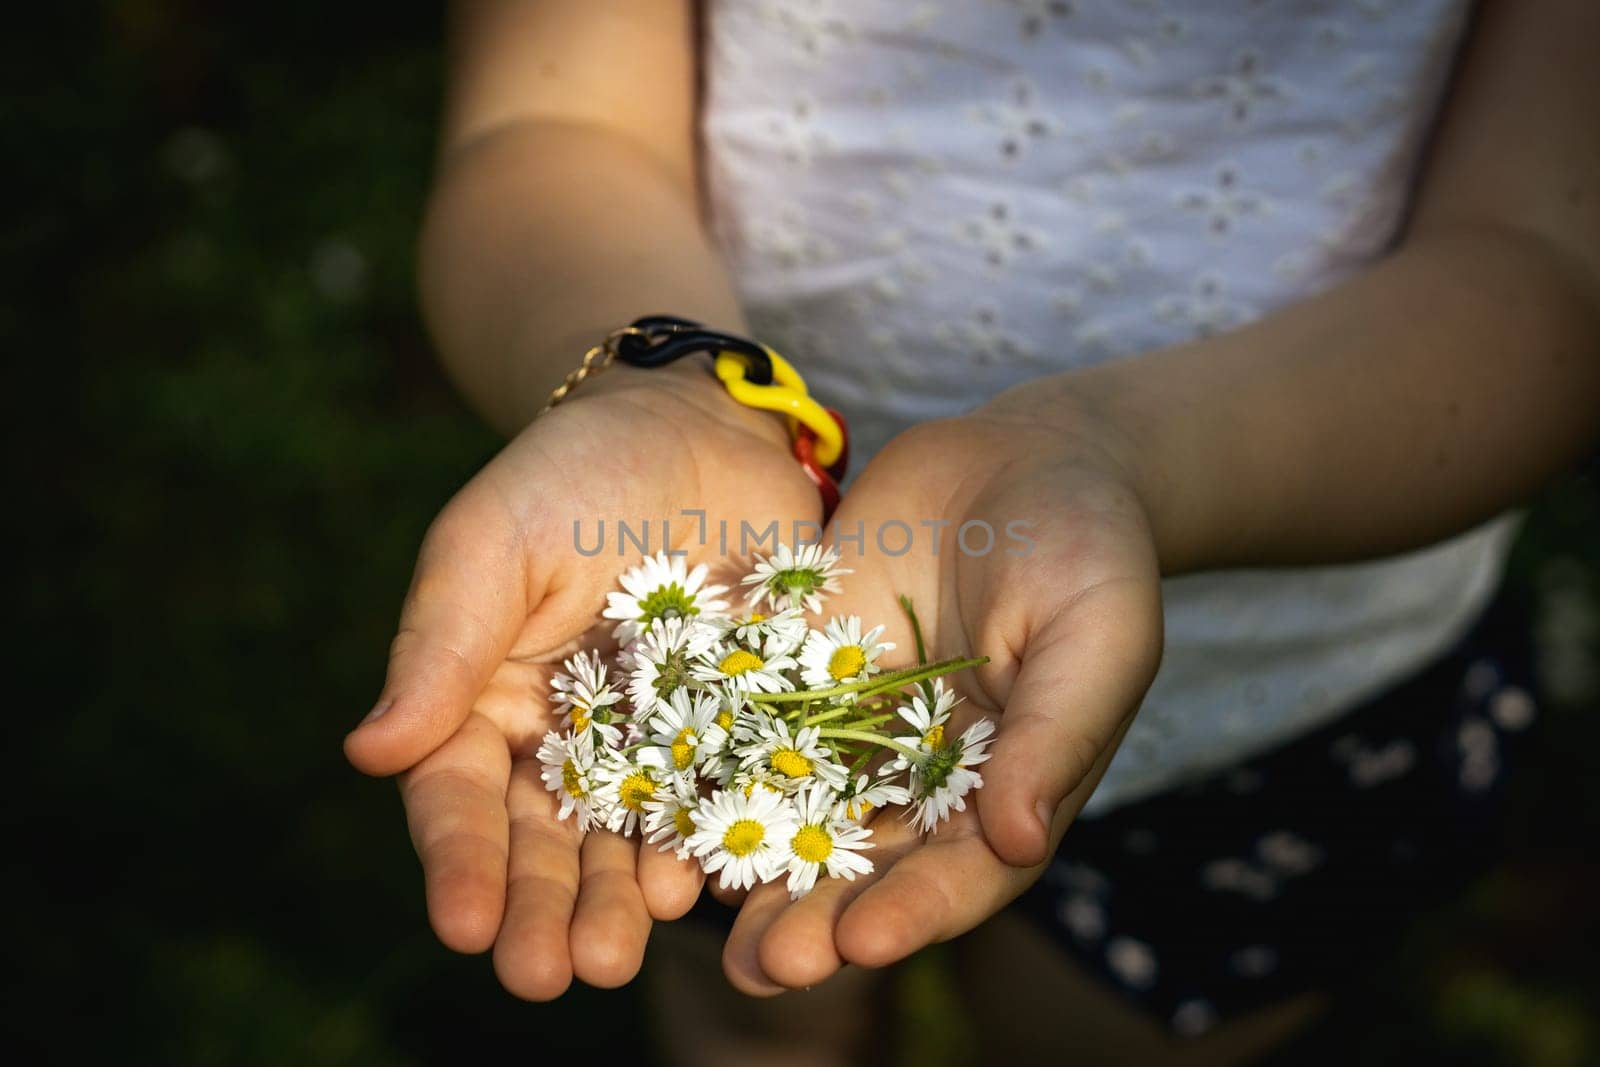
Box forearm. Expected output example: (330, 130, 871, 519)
(1074, 224, 1600, 575)
(418, 119, 746, 435)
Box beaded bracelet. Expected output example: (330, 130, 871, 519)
(541, 316, 851, 520)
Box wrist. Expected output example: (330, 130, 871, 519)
(1074, 359, 1232, 577)
(576, 357, 794, 453)
(978, 363, 1217, 577)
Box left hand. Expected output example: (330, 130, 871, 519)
(719, 379, 1167, 994)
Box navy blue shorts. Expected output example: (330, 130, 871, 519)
(1015, 588, 1540, 1036)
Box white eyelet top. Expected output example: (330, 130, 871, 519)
(699, 0, 1519, 815)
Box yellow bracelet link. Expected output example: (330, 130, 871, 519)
(713, 348, 843, 468)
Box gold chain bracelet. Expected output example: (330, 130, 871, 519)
(537, 325, 649, 416)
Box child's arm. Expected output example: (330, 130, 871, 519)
(346, 0, 818, 999)
(721, 0, 1600, 993)
(419, 0, 748, 435)
(1087, 0, 1600, 576)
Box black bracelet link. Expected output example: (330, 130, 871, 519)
(613, 314, 775, 386)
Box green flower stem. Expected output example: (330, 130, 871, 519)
(815, 698, 896, 723)
(899, 594, 940, 703)
(817, 728, 924, 761)
(828, 742, 870, 763)
(847, 657, 990, 703)
(746, 656, 988, 705)
(899, 595, 929, 667)
(801, 705, 895, 728)
(782, 700, 816, 723)
(800, 704, 856, 727)
(806, 709, 898, 732)
(842, 713, 897, 730)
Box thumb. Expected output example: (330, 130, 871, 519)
(976, 576, 1163, 867)
(344, 497, 529, 777)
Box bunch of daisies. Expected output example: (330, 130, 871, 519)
(537, 544, 994, 899)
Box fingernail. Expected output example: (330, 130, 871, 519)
(1034, 799, 1055, 833)
(360, 698, 393, 726)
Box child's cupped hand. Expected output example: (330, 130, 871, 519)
(344, 362, 820, 1000)
(718, 384, 1166, 994)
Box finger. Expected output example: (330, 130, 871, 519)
(752, 814, 918, 989)
(838, 717, 1137, 971)
(721, 880, 797, 997)
(834, 817, 1029, 969)
(752, 875, 870, 990)
(569, 829, 653, 988)
(724, 796, 914, 994)
(978, 576, 1162, 866)
(346, 493, 528, 776)
(708, 879, 749, 908)
(399, 712, 512, 954)
(493, 759, 582, 1001)
(636, 838, 706, 921)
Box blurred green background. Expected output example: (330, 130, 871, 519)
(12, 2, 1599, 1063)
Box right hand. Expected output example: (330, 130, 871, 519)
(344, 360, 821, 999)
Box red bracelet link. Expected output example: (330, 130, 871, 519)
(792, 407, 850, 524)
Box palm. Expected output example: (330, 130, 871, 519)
(722, 413, 1164, 994)
(348, 370, 820, 998)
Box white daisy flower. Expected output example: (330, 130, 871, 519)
(648, 687, 729, 774)
(896, 677, 961, 751)
(511, 548, 1000, 892)
(624, 615, 718, 718)
(799, 616, 894, 693)
(642, 772, 701, 858)
(728, 767, 790, 799)
(690, 642, 798, 696)
(550, 650, 626, 750)
(900, 717, 996, 833)
(686, 786, 799, 891)
(583, 748, 629, 820)
(591, 747, 671, 836)
(835, 772, 912, 822)
(551, 649, 624, 718)
(782, 786, 875, 899)
(710, 692, 742, 735)
(713, 607, 810, 657)
(536, 730, 602, 830)
(738, 711, 850, 791)
(604, 551, 729, 644)
(742, 543, 850, 614)
(691, 693, 749, 785)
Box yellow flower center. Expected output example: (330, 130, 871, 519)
(570, 705, 591, 732)
(722, 818, 766, 856)
(827, 645, 867, 681)
(719, 649, 765, 676)
(791, 824, 834, 864)
(771, 748, 814, 779)
(922, 724, 945, 749)
(847, 799, 874, 819)
(618, 771, 657, 812)
(716, 708, 735, 731)
(748, 613, 766, 623)
(561, 759, 584, 798)
(671, 728, 698, 770)
(674, 808, 698, 839)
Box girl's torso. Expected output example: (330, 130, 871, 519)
(699, 0, 1516, 814)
